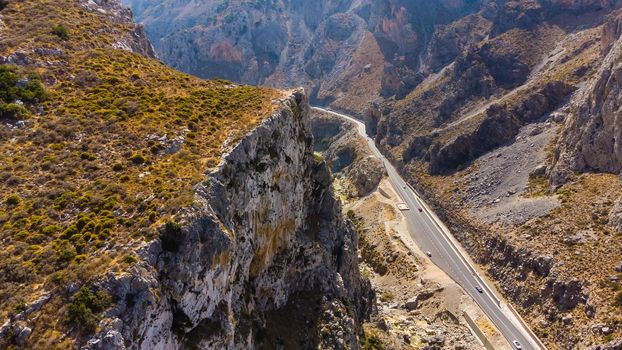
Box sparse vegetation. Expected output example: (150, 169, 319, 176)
(312, 152, 325, 163)
(80, 152, 97, 161)
(526, 175, 549, 197)
(379, 291, 395, 302)
(67, 286, 112, 333)
(128, 153, 147, 165)
(112, 163, 124, 171)
(51, 24, 69, 40)
(5, 194, 20, 206)
(0, 0, 281, 346)
(361, 331, 385, 350)
(121, 254, 138, 265)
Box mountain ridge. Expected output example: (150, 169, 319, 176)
(124, 0, 622, 348)
(0, 1, 371, 348)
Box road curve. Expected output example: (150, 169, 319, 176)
(312, 106, 545, 350)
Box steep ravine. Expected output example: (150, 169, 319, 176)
(84, 91, 373, 349)
(402, 141, 622, 350)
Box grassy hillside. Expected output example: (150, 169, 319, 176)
(0, 0, 281, 347)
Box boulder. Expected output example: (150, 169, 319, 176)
(404, 297, 420, 311)
(609, 198, 622, 233)
(404, 289, 439, 310)
(14, 327, 31, 347)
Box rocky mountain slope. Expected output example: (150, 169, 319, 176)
(380, 4, 622, 348)
(123, 0, 485, 114)
(311, 111, 510, 350)
(384, 5, 622, 349)
(551, 8, 622, 184)
(0, 1, 371, 349)
(123, 0, 622, 348)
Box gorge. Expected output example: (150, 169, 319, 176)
(1, 0, 622, 349)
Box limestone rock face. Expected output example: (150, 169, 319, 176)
(311, 110, 385, 197)
(347, 156, 385, 196)
(609, 197, 622, 232)
(85, 91, 373, 349)
(122, 0, 484, 114)
(83, 0, 156, 58)
(551, 9, 622, 184)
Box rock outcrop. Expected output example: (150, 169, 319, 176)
(311, 110, 385, 197)
(82, 0, 156, 58)
(551, 9, 622, 184)
(83, 91, 372, 349)
(122, 0, 484, 115)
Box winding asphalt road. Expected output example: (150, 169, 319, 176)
(312, 107, 544, 350)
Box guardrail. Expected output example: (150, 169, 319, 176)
(408, 182, 502, 304)
(406, 182, 547, 350)
(315, 105, 547, 350)
(463, 310, 496, 350)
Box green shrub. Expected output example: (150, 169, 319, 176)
(112, 163, 124, 171)
(15, 76, 46, 103)
(161, 220, 183, 252)
(379, 291, 395, 302)
(67, 286, 112, 333)
(51, 24, 69, 40)
(80, 152, 97, 161)
(61, 225, 78, 239)
(42, 224, 61, 235)
(312, 152, 324, 163)
(5, 194, 20, 206)
(0, 102, 28, 119)
(346, 209, 356, 221)
(15, 230, 29, 240)
(0, 66, 18, 101)
(121, 254, 137, 264)
(149, 144, 162, 154)
(73, 254, 87, 263)
(0, 65, 45, 120)
(362, 333, 384, 350)
(129, 153, 146, 165)
(56, 242, 77, 262)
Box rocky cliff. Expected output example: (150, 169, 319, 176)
(86, 91, 373, 350)
(122, 0, 484, 115)
(311, 110, 385, 198)
(105, 0, 622, 348)
(0, 0, 371, 348)
(551, 9, 622, 184)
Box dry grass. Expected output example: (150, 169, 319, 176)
(0, 0, 282, 346)
(417, 167, 622, 347)
(516, 174, 622, 345)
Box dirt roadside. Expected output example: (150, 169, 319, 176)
(344, 178, 510, 350)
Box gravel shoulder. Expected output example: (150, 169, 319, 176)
(346, 179, 510, 350)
